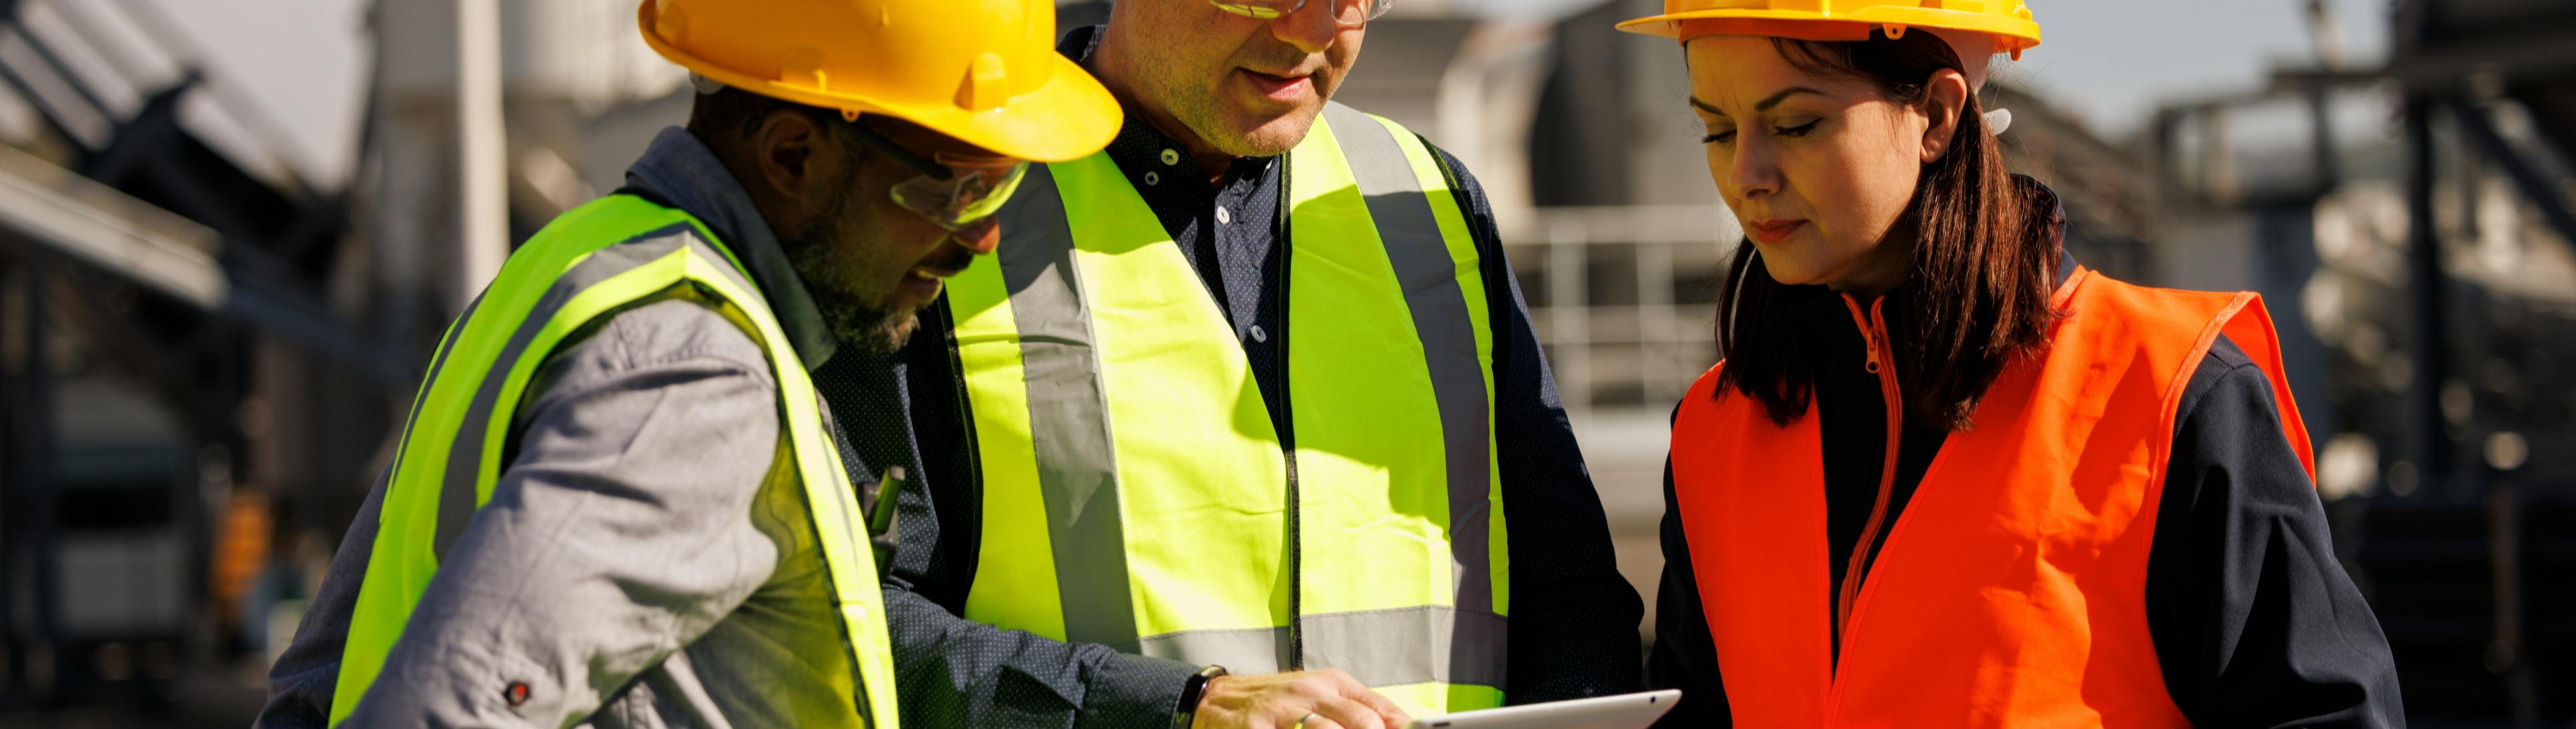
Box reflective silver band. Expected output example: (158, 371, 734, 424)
(1321, 102, 1497, 620)
(991, 164, 1143, 651)
(1133, 606, 1507, 688)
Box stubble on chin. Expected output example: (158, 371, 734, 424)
(782, 213, 917, 356)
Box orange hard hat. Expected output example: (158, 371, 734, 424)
(1616, 0, 2041, 60)
(637, 0, 1121, 162)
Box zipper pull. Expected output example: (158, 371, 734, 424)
(1864, 299, 1890, 376)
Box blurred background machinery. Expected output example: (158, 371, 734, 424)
(0, 0, 2567, 726)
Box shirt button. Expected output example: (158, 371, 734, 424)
(1249, 324, 1269, 343)
(1160, 149, 1181, 166)
(1216, 206, 1232, 225)
(1143, 171, 1161, 186)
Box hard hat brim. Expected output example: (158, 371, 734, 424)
(636, 1, 1122, 163)
(876, 53, 1123, 163)
(1614, 7, 2039, 53)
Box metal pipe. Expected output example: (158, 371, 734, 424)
(0, 25, 111, 147)
(0, 260, 19, 694)
(0, 143, 394, 380)
(2403, 97, 2450, 490)
(10, 253, 59, 693)
(72, 0, 312, 190)
(2444, 96, 2568, 729)
(2485, 476, 2538, 727)
(5, 11, 114, 129)
(2307, 87, 2341, 196)
(454, 0, 507, 313)
(1549, 225, 1590, 419)
(2448, 98, 2576, 252)
(1637, 240, 1675, 404)
(39, 3, 142, 84)
(2301, 0, 2348, 70)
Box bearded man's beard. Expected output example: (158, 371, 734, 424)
(783, 194, 917, 355)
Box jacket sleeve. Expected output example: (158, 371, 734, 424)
(1646, 446, 1732, 727)
(331, 299, 796, 727)
(2145, 335, 2406, 727)
(254, 464, 388, 728)
(1428, 139, 1647, 702)
(813, 305, 1203, 729)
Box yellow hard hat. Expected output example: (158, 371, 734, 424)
(1615, 0, 2040, 60)
(637, 0, 1121, 162)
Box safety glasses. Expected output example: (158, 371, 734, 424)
(841, 118, 1028, 237)
(1206, 0, 1395, 27)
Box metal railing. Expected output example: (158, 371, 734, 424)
(1505, 203, 1739, 418)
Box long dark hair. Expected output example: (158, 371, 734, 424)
(1712, 29, 2059, 431)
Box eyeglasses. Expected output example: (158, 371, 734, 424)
(1207, 0, 1395, 27)
(841, 117, 1028, 239)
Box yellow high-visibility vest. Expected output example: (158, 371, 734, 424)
(330, 195, 900, 728)
(944, 103, 1509, 714)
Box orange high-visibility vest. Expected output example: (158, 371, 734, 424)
(1669, 267, 2315, 728)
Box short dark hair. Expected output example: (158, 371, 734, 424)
(687, 86, 839, 141)
(1713, 29, 2058, 432)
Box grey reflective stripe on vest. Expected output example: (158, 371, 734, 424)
(1133, 606, 1508, 688)
(431, 223, 757, 556)
(389, 289, 484, 480)
(993, 164, 1143, 651)
(1320, 103, 1498, 620)
(995, 119, 1503, 688)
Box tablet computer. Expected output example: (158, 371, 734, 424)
(1405, 690, 1681, 729)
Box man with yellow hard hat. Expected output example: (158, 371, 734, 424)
(254, 1, 1116, 726)
(810, 0, 1645, 727)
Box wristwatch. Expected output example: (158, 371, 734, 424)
(1173, 664, 1229, 729)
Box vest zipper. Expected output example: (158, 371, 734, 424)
(1833, 293, 1905, 664)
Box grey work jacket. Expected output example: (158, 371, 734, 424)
(256, 127, 878, 728)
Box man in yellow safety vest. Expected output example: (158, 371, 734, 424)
(813, 1, 1649, 727)
(255, 1, 1117, 726)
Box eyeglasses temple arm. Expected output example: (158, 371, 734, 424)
(842, 118, 957, 181)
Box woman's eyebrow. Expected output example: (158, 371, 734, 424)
(1755, 86, 1823, 111)
(1689, 86, 1825, 117)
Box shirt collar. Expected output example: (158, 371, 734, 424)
(2023, 176, 2075, 291)
(1059, 23, 1105, 61)
(623, 126, 839, 370)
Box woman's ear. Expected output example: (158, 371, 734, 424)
(1919, 68, 1971, 164)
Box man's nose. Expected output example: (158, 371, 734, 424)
(953, 217, 1001, 255)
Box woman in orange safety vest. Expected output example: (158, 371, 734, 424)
(1616, 3, 2405, 726)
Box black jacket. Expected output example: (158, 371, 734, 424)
(1646, 191, 2405, 727)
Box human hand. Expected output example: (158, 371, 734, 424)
(1190, 669, 1413, 729)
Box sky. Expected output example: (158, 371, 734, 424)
(120, 0, 2393, 193)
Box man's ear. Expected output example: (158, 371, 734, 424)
(1919, 68, 1971, 164)
(751, 109, 823, 205)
